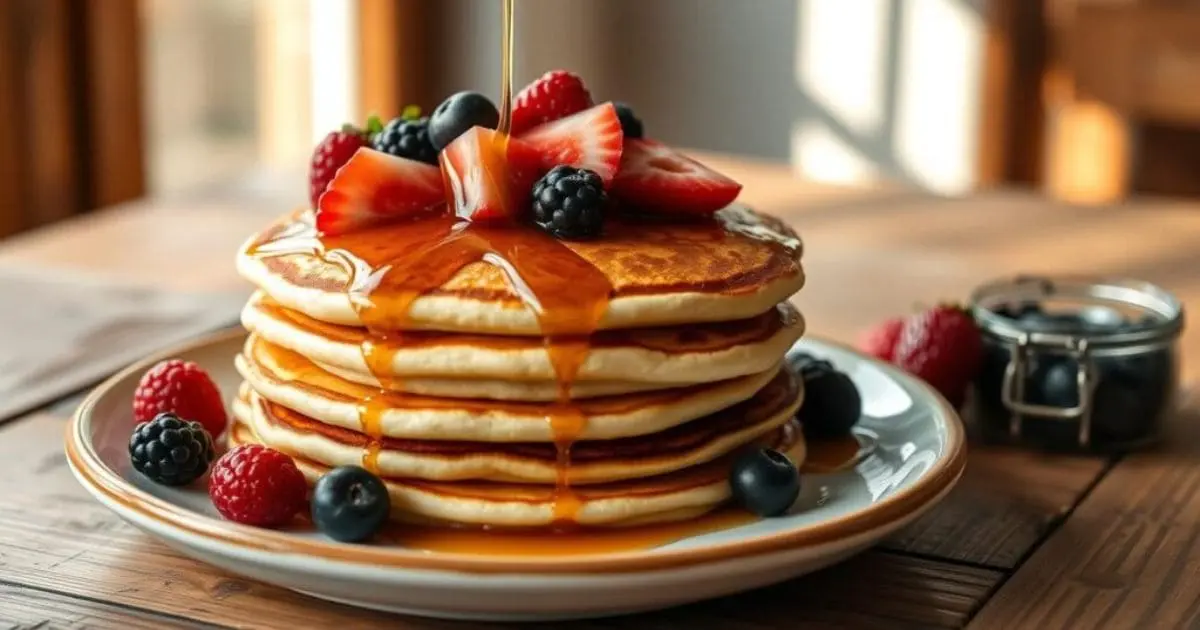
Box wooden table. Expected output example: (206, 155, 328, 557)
(3, 157, 1200, 629)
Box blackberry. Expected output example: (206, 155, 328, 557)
(531, 165, 607, 240)
(129, 412, 216, 486)
(372, 116, 438, 165)
(615, 102, 644, 139)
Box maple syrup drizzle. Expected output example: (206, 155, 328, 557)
(257, 211, 613, 513)
(497, 0, 515, 135)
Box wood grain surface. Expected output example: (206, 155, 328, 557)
(970, 394, 1200, 629)
(882, 447, 1107, 568)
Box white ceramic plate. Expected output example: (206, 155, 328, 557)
(66, 330, 966, 621)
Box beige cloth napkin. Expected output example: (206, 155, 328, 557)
(0, 266, 247, 422)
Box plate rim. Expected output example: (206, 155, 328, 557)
(66, 328, 967, 575)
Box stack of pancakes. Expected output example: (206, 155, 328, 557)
(232, 204, 807, 528)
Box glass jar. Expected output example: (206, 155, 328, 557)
(970, 275, 1184, 453)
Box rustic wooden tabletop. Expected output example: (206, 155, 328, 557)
(3, 156, 1200, 629)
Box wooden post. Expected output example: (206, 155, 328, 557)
(358, 0, 430, 120)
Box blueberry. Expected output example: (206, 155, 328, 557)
(614, 102, 644, 139)
(791, 357, 861, 440)
(311, 466, 391, 543)
(1031, 358, 1080, 408)
(729, 448, 800, 517)
(429, 91, 500, 151)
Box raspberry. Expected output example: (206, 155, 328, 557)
(133, 359, 227, 438)
(209, 445, 308, 528)
(309, 127, 368, 208)
(511, 70, 593, 136)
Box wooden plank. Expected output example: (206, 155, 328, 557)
(358, 0, 431, 117)
(976, 0, 1046, 187)
(16, 0, 83, 227)
(78, 0, 146, 208)
(0, 582, 220, 630)
(971, 393, 1200, 629)
(0, 412, 999, 629)
(882, 446, 1107, 568)
(623, 553, 1001, 630)
(0, 1, 27, 238)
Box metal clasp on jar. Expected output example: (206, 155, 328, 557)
(1002, 332, 1097, 445)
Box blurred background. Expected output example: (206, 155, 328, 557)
(0, 0, 1192, 238)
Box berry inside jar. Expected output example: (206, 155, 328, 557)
(970, 276, 1183, 453)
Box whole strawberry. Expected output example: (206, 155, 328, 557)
(309, 125, 369, 208)
(859, 317, 904, 362)
(209, 445, 308, 528)
(511, 70, 593, 136)
(133, 359, 227, 438)
(892, 305, 983, 408)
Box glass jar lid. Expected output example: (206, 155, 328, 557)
(970, 275, 1184, 352)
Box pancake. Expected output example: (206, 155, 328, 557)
(238, 335, 788, 441)
(229, 412, 807, 528)
(242, 292, 805, 387)
(236, 204, 804, 335)
(233, 367, 800, 484)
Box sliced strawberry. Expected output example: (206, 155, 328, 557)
(441, 127, 542, 223)
(518, 103, 624, 186)
(316, 148, 445, 235)
(611, 140, 743, 215)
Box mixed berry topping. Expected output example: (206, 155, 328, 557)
(307, 69, 743, 238)
(209, 444, 308, 528)
(532, 166, 607, 240)
(129, 412, 216, 486)
(311, 466, 391, 542)
(133, 359, 228, 438)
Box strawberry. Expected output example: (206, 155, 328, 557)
(519, 103, 624, 186)
(859, 317, 904, 363)
(892, 305, 983, 408)
(309, 127, 368, 208)
(441, 126, 543, 223)
(611, 140, 743, 215)
(316, 148, 445, 235)
(511, 70, 594, 136)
